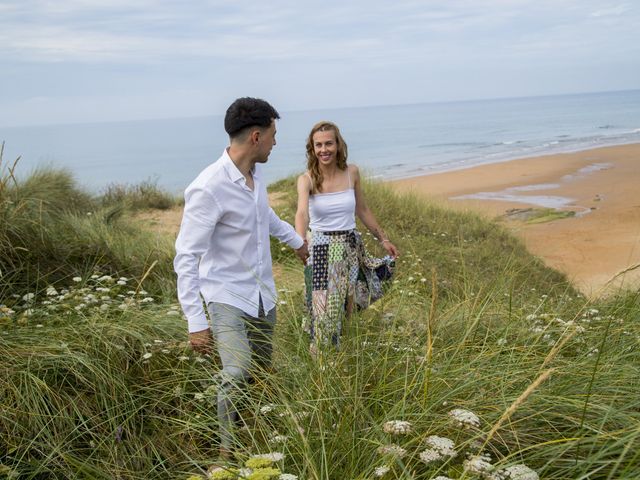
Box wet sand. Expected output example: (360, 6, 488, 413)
(391, 144, 640, 297)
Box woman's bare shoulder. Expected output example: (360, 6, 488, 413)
(297, 172, 313, 189)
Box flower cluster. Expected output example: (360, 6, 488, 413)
(464, 453, 494, 476)
(374, 465, 390, 477)
(383, 420, 412, 435)
(376, 443, 407, 458)
(448, 408, 481, 428)
(205, 452, 294, 480)
(1, 273, 176, 327)
(490, 464, 540, 480)
(419, 435, 458, 464)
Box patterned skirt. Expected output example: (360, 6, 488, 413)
(304, 229, 394, 345)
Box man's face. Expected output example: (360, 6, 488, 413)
(255, 120, 277, 164)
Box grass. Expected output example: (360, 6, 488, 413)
(1, 164, 639, 479)
(100, 180, 180, 211)
(524, 209, 576, 225)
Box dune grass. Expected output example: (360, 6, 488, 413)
(0, 147, 176, 299)
(100, 180, 180, 211)
(1, 166, 638, 479)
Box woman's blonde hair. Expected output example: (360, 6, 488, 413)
(305, 121, 348, 193)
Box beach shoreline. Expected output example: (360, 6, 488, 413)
(390, 143, 640, 297)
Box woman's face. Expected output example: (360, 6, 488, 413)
(312, 129, 337, 167)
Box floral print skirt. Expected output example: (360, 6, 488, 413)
(304, 229, 394, 346)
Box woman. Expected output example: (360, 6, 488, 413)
(295, 121, 399, 349)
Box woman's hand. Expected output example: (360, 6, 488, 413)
(381, 239, 399, 259)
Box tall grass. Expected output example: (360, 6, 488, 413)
(1, 167, 638, 479)
(100, 180, 179, 211)
(0, 150, 175, 298)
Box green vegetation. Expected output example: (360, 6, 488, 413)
(525, 208, 576, 225)
(101, 180, 181, 211)
(1, 161, 639, 479)
(0, 145, 177, 299)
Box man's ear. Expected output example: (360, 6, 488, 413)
(250, 128, 261, 145)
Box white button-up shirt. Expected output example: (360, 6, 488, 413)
(174, 149, 304, 332)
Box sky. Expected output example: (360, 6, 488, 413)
(1, 0, 639, 127)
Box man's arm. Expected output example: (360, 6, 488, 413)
(268, 207, 308, 263)
(174, 187, 221, 335)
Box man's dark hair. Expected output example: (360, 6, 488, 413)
(224, 97, 280, 139)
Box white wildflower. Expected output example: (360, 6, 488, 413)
(72, 277, 82, 283)
(74, 304, 87, 311)
(22, 293, 35, 302)
(419, 448, 443, 464)
(499, 464, 539, 480)
(425, 435, 457, 458)
(252, 452, 285, 462)
(260, 404, 276, 414)
(178, 355, 190, 361)
(464, 453, 494, 476)
(100, 304, 110, 312)
(383, 420, 412, 435)
(46, 286, 58, 296)
(98, 275, 113, 282)
(36, 324, 43, 328)
(374, 465, 390, 477)
(376, 444, 406, 458)
(448, 408, 481, 428)
(91, 274, 99, 279)
(269, 434, 289, 444)
(279, 475, 298, 480)
(117, 280, 127, 286)
(194, 392, 204, 401)
(142, 352, 152, 360)
(433, 477, 454, 480)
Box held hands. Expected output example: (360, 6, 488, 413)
(295, 239, 310, 265)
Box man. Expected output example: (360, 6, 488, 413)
(174, 97, 308, 458)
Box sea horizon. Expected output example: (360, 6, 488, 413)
(1, 88, 639, 194)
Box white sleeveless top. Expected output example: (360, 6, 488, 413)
(307, 170, 356, 231)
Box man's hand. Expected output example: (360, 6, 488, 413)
(295, 240, 309, 265)
(189, 328, 214, 355)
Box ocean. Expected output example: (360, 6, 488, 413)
(1, 89, 639, 194)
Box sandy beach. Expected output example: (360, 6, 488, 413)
(140, 144, 640, 298)
(391, 144, 640, 297)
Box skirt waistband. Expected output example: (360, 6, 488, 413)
(314, 229, 356, 236)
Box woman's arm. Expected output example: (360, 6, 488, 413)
(352, 165, 399, 258)
(295, 173, 312, 239)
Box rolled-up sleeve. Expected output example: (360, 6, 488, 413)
(174, 187, 221, 333)
(268, 207, 303, 249)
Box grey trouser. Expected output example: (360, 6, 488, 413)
(208, 299, 276, 450)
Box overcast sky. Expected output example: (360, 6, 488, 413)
(1, 0, 639, 127)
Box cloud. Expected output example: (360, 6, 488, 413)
(1, 0, 638, 126)
(590, 4, 630, 17)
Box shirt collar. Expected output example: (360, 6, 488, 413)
(222, 148, 260, 184)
